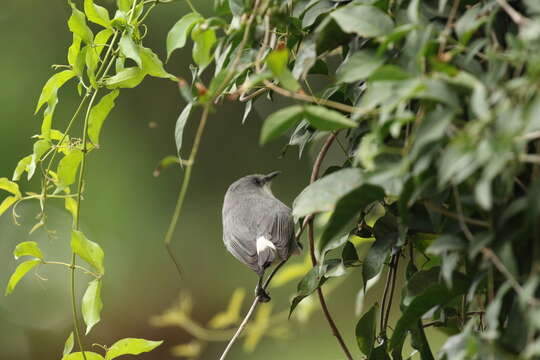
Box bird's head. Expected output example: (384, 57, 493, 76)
(230, 171, 281, 196)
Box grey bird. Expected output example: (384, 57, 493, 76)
(222, 171, 299, 302)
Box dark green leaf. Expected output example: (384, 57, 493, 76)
(304, 105, 357, 130)
(331, 4, 394, 37)
(336, 50, 385, 83)
(356, 304, 378, 357)
(293, 168, 364, 218)
(260, 105, 304, 145)
(362, 214, 398, 286)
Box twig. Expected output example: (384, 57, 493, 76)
(218, 260, 287, 360)
(520, 154, 540, 164)
(42, 261, 101, 279)
(438, 0, 461, 56)
(452, 186, 474, 242)
(520, 131, 540, 141)
(306, 133, 353, 360)
(380, 252, 400, 338)
(481, 248, 540, 306)
(423, 200, 490, 228)
(495, 0, 529, 25)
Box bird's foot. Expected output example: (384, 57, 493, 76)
(255, 287, 271, 303)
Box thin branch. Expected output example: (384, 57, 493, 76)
(42, 261, 101, 279)
(495, 0, 529, 25)
(438, 0, 461, 56)
(520, 154, 540, 164)
(423, 200, 490, 228)
(306, 133, 353, 360)
(218, 260, 287, 360)
(452, 186, 474, 242)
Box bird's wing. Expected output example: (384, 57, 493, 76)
(223, 217, 259, 273)
(261, 209, 294, 260)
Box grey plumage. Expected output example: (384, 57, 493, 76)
(222, 172, 297, 301)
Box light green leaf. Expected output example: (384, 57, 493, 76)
(35, 70, 76, 114)
(191, 24, 217, 71)
(94, 28, 113, 58)
(86, 45, 100, 87)
(63, 332, 74, 356)
(88, 90, 120, 146)
(84, 0, 111, 28)
(5, 259, 41, 295)
(260, 105, 304, 145)
(336, 50, 385, 83)
(68, 3, 94, 44)
(116, 0, 134, 12)
(153, 155, 181, 177)
(13, 241, 44, 260)
(0, 178, 22, 197)
(82, 279, 103, 334)
(139, 46, 174, 79)
(293, 168, 364, 218)
(71, 230, 105, 274)
(266, 48, 289, 76)
(41, 97, 58, 141)
(0, 196, 17, 217)
(105, 338, 163, 360)
(331, 4, 394, 37)
(304, 105, 357, 130)
(208, 288, 246, 329)
(57, 150, 84, 188)
(28, 139, 51, 180)
(104, 67, 146, 88)
(61, 351, 104, 360)
(166, 12, 203, 61)
(356, 304, 378, 357)
(68, 34, 82, 70)
(65, 196, 78, 225)
(12, 155, 32, 181)
(119, 33, 142, 67)
(175, 103, 193, 157)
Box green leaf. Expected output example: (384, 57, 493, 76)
(61, 351, 104, 360)
(292, 38, 316, 79)
(0, 178, 22, 197)
(68, 3, 94, 44)
(331, 4, 394, 37)
(5, 259, 41, 295)
(119, 33, 142, 67)
(94, 28, 113, 58)
(28, 139, 51, 180)
(228, 0, 244, 16)
(208, 288, 246, 329)
(82, 279, 103, 335)
(336, 50, 385, 83)
(63, 332, 74, 356)
(65, 196, 78, 225)
(139, 46, 174, 79)
(260, 105, 304, 145)
(12, 155, 32, 182)
(292, 168, 364, 218)
(362, 214, 398, 287)
(104, 67, 146, 88)
(319, 185, 384, 255)
(289, 266, 326, 317)
(356, 304, 378, 357)
(0, 196, 17, 217)
(390, 279, 469, 355)
(71, 230, 105, 274)
(40, 97, 58, 141)
(117, 0, 134, 12)
(84, 0, 111, 28)
(153, 155, 181, 177)
(304, 105, 357, 130)
(35, 70, 76, 114)
(68, 34, 82, 71)
(410, 320, 435, 360)
(166, 12, 203, 61)
(175, 103, 193, 157)
(13, 241, 44, 260)
(191, 24, 217, 71)
(88, 90, 120, 146)
(105, 338, 163, 360)
(57, 150, 84, 188)
(266, 48, 289, 76)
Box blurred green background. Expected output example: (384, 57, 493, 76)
(0, 1, 447, 359)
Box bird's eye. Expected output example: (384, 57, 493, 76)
(253, 178, 262, 186)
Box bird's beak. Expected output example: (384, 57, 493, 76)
(264, 171, 281, 182)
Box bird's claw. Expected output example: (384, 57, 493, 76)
(256, 287, 271, 303)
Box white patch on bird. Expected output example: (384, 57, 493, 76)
(256, 236, 276, 254)
(262, 183, 274, 196)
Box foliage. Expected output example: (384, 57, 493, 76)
(3, 0, 540, 359)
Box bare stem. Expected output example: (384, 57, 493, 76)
(423, 200, 490, 228)
(305, 132, 353, 360)
(43, 261, 101, 279)
(495, 0, 529, 25)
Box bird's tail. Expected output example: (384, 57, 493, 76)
(256, 235, 276, 268)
